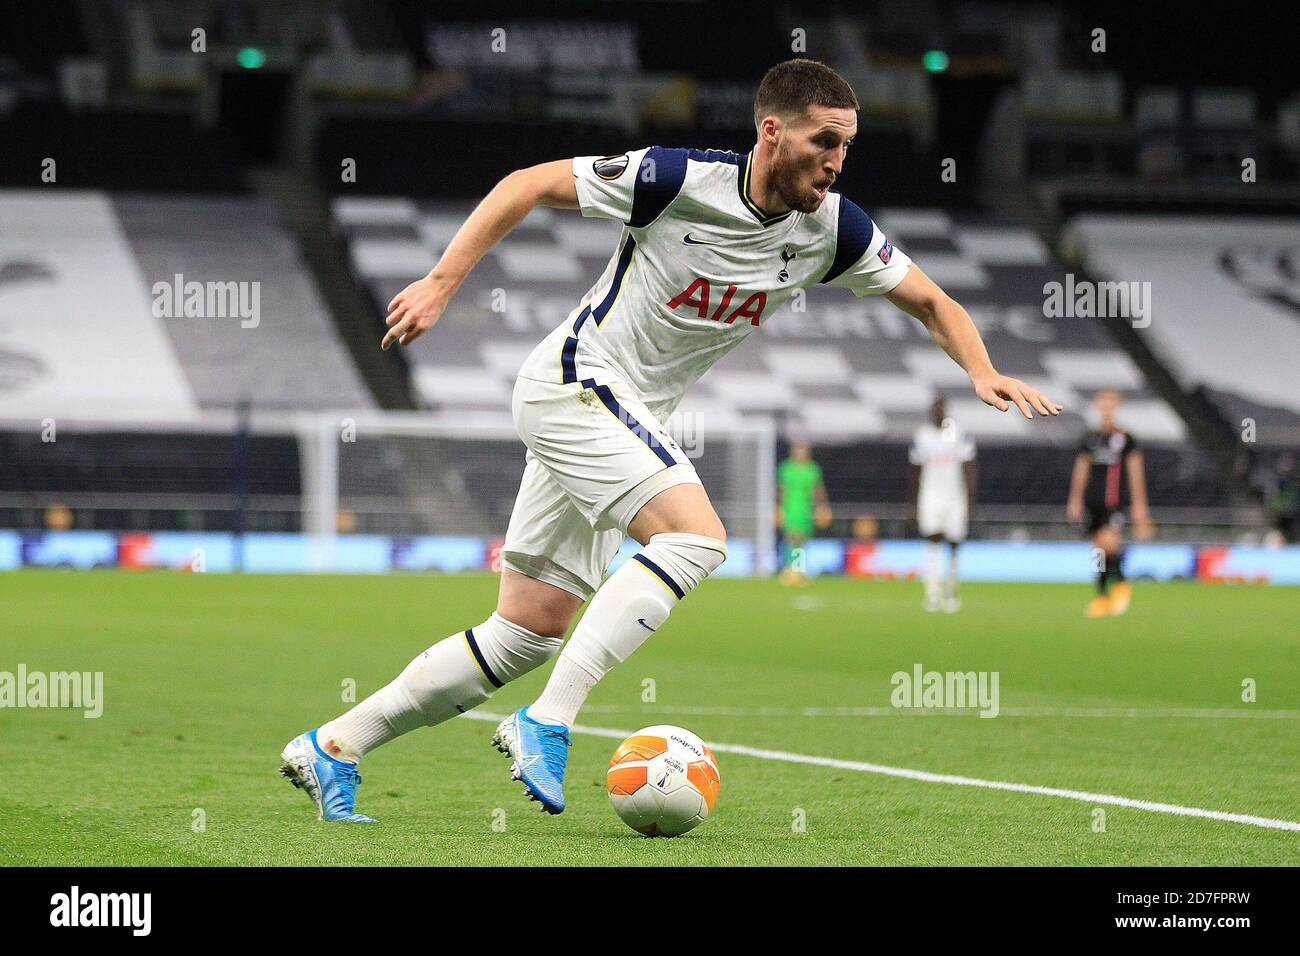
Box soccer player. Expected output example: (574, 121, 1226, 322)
(279, 58, 1061, 822)
(1067, 389, 1152, 617)
(776, 439, 830, 584)
(909, 399, 976, 612)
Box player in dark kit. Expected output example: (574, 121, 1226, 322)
(1067, 389, 1152, 617)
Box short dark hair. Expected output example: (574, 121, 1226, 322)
(754, 59, 859, 128)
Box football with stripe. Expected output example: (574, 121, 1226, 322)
(606, 725, 720, 836)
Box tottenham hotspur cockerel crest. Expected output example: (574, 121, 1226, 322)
(778, 248, 797, 282)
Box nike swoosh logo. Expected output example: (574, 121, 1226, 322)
(636, 618, 656, 631)
(682, 233, 716, 245)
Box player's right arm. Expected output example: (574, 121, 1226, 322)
(1066, 451, 1090, 522)
(381, 160, 578, 350)
(963, 458, 978, 516)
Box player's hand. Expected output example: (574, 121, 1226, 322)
(1133, 507, 1155, 541)
(815, 503, 832, 530)
(972, 373, 1062, 419)
(382, 275, 452, 350)
(1066, 498, 1083, 522)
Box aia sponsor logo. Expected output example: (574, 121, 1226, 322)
(666, 278, 768, 326)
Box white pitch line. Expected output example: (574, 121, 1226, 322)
(575, 704, 1300, 720)
(464, 710, 1300, 833)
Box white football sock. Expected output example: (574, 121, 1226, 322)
(317, 611, 562, 761)
(924, 541, 942, 603)
(525, 656, 599, 728)
(528, 532, 727, 728)
(946, 546, 960, 599)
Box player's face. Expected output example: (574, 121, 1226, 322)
(771, 106, 856, 213)
(1094, 391, 1119, 426)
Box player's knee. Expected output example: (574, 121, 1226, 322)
(642, 531, 728, 594)
(1095, 526, 1121, 555)
(666, 511, 727, 543)
(498, 604, 572, 640)
(708, 517, 728, 545)
(497, 568, 583, 638)
(476, 610, 565, 683)
(627, 482, 727, 544)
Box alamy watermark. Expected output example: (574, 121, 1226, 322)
(578, 387, 703, 457)
(1043, 273, 1151, 328)
(1, 664, 103, 718)
(49, 886, 150, 936)
(890, 663, 1000, 718)
(151, 273, 260, 328)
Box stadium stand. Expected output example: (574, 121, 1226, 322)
(118, 194, 373, 413)
(0, 191, 373, 424)
(0, 429, 301, 532)
(1061, 215, 1300, 448)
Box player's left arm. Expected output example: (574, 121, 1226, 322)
(886, 266, 1062, 419)
(814, 474, 832, 529)
(1126, 448, 1154, 538)
(814, 479, 830, 507)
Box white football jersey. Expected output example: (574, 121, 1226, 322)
(516, 147, 913, 419)
(910, 420, 976, 503)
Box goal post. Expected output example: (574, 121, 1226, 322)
(295, 410, 778, 576)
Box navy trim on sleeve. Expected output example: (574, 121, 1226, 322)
(629, 146, 689, 228)
(685, 148, 743, 166)
(820, 196, 877, 284)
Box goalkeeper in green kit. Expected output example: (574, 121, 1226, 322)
(776, 440, 831, 584)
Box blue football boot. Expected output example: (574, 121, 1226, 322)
(491, 707, 572, 814)
(279, 729, 376, 823)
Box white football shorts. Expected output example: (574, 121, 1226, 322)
(917, 495, 968, 543)
(500, 374, 702, 600)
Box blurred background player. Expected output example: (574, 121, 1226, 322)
(909, 399, 977, 612)
(776, 439, 831, 584)
(1067, 389, 1153, 617)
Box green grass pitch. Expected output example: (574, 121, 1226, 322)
(1, 569, 1297, 866)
